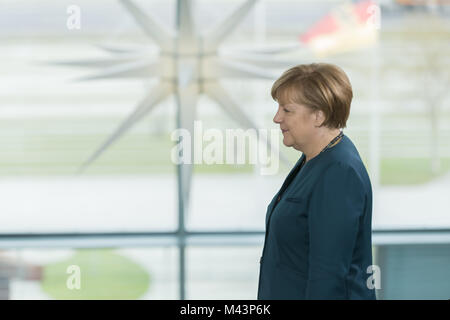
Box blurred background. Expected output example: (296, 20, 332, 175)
(0, 0, 449, 299)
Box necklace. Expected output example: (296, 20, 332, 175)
(321, 130, 344, 154)
(301, 130, 344, 167)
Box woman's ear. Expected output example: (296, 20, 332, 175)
(313, 110, 326, 128)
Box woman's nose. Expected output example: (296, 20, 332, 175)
(273, 110, 282, 124)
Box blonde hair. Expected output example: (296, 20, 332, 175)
(271, 63, 353, 129)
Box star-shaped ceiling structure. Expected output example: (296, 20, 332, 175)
(58, 0, 302, 218)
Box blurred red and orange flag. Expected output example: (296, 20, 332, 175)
(299, 0, 380, 57)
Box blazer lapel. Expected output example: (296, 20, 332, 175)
(266, 153, 305, 227)
(277, 153, 305, 197)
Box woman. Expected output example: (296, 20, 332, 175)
(257, 63, 376, 300)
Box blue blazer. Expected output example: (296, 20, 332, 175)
(257, 134, 376, 300)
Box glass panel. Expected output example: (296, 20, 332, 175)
(187, 245, 262, 299)
(0, 1, 179, 233)
(0, 247, 178, 299)
(374, 244, 450, 300)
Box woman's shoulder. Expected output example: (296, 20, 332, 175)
(317, 153, 372, 195)
(323, 135, 367, 171)
(308, 160, 370, 203)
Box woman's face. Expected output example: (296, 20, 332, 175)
(273, 99, 318, 151)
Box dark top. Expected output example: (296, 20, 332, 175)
(257, 134, 376, 300)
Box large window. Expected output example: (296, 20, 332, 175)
(1, 0, 449, 299)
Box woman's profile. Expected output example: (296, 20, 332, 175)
(257, 63, 376, 300)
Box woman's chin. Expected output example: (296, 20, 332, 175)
(282, 138, 293, 147)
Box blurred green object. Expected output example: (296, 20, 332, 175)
(380, 158, 450, 185)
(41, 249, 150, 299)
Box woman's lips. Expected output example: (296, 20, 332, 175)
(282, 129, 288, 133)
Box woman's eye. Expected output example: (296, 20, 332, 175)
(283, 108, 289, 113)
